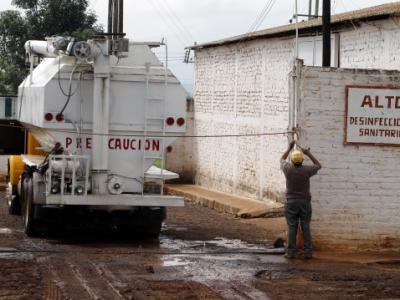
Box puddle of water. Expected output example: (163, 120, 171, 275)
(162, 224, 188, 232)
(0, 247, 34, 260)
(0, 228, 13, 235)
(0, 247, 18, 252)
(161, 256, 190, 267)
(0, 252, 34, 260)
(160, 236, 274, 253)
(207, 237, 269, 251)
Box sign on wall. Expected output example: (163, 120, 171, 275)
(346, 86, 400, 146)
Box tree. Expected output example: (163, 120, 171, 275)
(0, 10, 29, 95)
(0, 0, 100, 95)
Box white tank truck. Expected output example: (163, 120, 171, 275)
(6, 0, 187, 237)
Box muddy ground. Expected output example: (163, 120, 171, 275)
(0, 191, 399, 300)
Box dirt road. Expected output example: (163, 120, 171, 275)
(0, 191, 399, 300)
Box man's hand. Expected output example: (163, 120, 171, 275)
(281, 140, 296, 162)
(295, 142, 321, 169)
(295, 142, 308, 153)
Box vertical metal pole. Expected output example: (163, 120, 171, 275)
(92, 41, 110, 194)
(308, 0, 313, 20)
(118, 0, 124, 34)
(315, 0, 320, 18)
(295, 0, 299, 59)
(322, 0, 331, 67)
(108, 0, 113, 34)
(112, 0, 118, 39)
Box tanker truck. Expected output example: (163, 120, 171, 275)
(6, 0, 187, 237)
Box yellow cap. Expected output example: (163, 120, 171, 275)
(291, 150, 304, 165)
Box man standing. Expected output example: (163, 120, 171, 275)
(280, 141, 322, 259)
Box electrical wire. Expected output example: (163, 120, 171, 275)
(57, 58, 79, 97)
(248, 0, 273, 32)
(147, 0, 189, 47)
(155, 0, 195, 44)
(58, 63, 84, 116)
(232, 0, 278, 48)
(0, 122, 293, 139)
(248, 0, 278, 33)
(338, 0, 359, 30)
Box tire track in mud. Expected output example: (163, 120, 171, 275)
(39, 255, 124, 300)
(200, 280, 270, 300)
(230, 283, 271, 300)
(39, 255, 94, 299)
(42, 277, 63, 300)
(93, 256, 224, 299)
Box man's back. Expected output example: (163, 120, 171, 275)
(281, 161, 320, 200)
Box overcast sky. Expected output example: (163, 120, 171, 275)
(0, 0, 398, 91)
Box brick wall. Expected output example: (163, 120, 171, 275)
(340, 17, 400, 70)
(186, 38, 295, 201)
(167, 17, 400, 206)
(298, 66, 400, 250)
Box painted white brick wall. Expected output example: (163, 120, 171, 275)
(340, 17, 400, 70)
(298, 66, 400, 250)
(167, 17, 400, 206)
(189, 38, 295, 201)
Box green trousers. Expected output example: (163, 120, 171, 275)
(285, 198, 312, 257)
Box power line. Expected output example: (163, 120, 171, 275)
(248, 0, 272, 32)
(248, 0, 278, 33)
(147, 0, 188, 47)
(155, 0, 195, 44)
(147, 0, 196, 47)
(0, 122, 292, 139)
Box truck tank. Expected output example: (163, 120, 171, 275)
(6, 3, 187, 237)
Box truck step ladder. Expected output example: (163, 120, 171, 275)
(142, 44, 168, 196)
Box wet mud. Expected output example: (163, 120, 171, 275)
(0, 195, 399, 299)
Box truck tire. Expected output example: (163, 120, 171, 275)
(6, 183, 21, 215)
(144, 207, 166, 238)
(117, 208, 165, 238)
(6, 159, 21, 215)
(22, 176, 41, 237)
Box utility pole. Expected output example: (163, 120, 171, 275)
(107, 0, 124, 36)
(322, 0, 331, 67)
(308, 0, 313, 20)
(315, 0, 320, 19)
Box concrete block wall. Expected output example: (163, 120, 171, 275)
(340, 17, 400, 70)
(298, 66, 400, 250)
(166, 17, 400, 205)
(186, 38, 295, 202)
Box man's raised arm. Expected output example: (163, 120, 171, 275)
(281, 141, 295, 163)
(296, 143, 322, 169)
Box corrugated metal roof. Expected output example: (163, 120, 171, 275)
(190, 2, 400, 50)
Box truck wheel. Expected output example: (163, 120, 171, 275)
(22, 177, 40, 237)
(6, 159, 21, 215)
(6, 183, 21, 215)
(117, 208, 165, 239)
(142, 222, 162, 239)
(117, 222, 162, 239)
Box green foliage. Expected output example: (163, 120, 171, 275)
(0, 10, 28, 95)
(0, 0, 101, 95)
